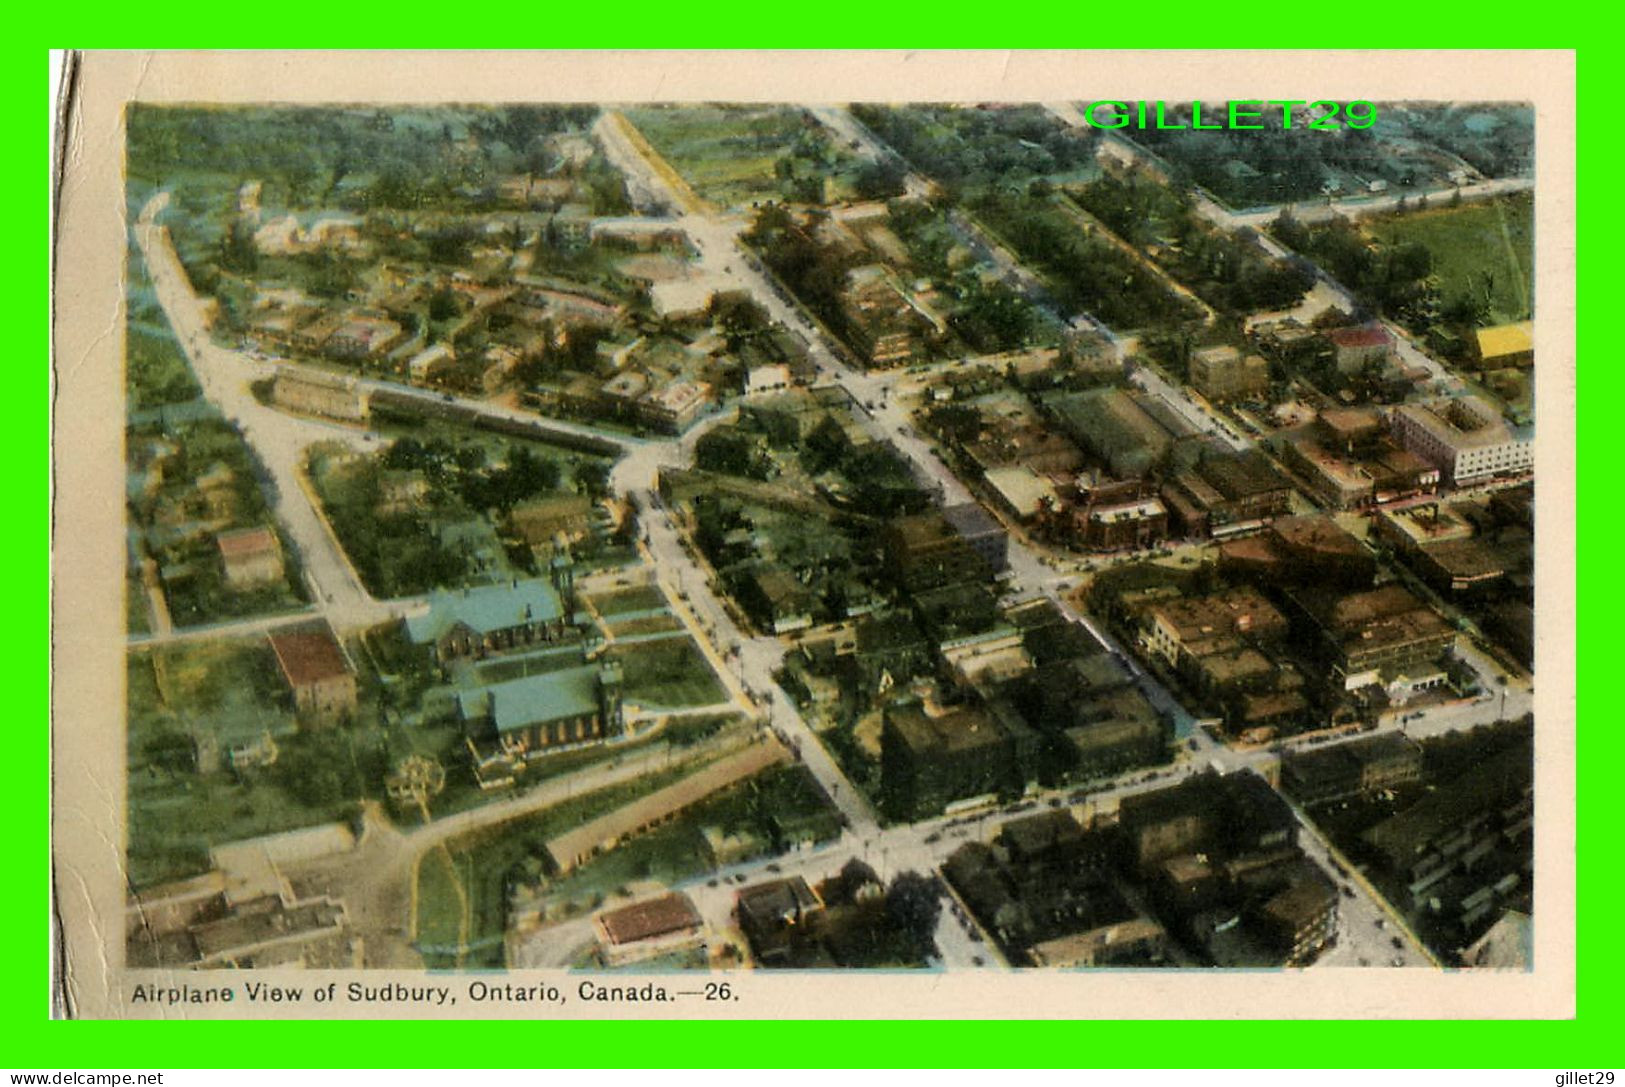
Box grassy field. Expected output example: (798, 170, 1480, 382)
(610, 637, 730, 710)
(412, 759, 712, 969)
(623, 106, 862, 209)
(1365, 193, 1533, 325)
(586, 584, 667, 617)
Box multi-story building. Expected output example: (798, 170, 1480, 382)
(1389, 397, 1534, 487)
(1282, 732, 1424, 804)
(271, 369, 370, 423)
(1144, 586, 1288, 669)
(267, 620, 357, 722)
(1189, 344, 1270, 403)
(880, 700, 1042, 820)
(1295, 584, 1456, 692)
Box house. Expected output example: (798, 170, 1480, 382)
(404, 579, 572, 666)
(740, 566, 816, 635)
(216, 526, 284, 591)
(267, 620, 357, 721)
(1326, 324, 1395, 375)
(736, 876, 825, 965)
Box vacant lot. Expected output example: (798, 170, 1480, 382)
(1364, 193, 1532, 325)
(624, 106, 863, 209)
(610, 637, 730, 710)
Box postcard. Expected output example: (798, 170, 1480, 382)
(51, 49, 1575, 1019)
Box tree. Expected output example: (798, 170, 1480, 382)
(884, 871, 942, 955)
(573, 460, 611, 500)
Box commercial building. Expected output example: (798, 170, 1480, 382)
(1295, 584, 1456, 691)
(1144, 586, 1288, 669)
(1189, 345, 1270, 403)
(1474, 321, 1533, 370)
(736, 876, 825, 965)
(1282, 732, 1424, 804)
(1218, 514, 1376, 591)
(1389, 397, 1534, 487)
(880, 700, 1042, 820)
(1162, 452, 1293, 538)
(271, 368, 370, 424)
(593, 892, 706, 966)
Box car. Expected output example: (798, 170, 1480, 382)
(1390, 936, 1403, 949)
(1391, 957, 1405, 967)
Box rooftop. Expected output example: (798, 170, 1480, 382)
(1475, 321, 1533, 361)
(596, 892, 704, 947)
(267, 621, 352, 688)
(217, 525, 279, 560)
(405, 579, 566, 644)
(459, 663, 605, 734)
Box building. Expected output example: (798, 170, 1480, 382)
(1026, 917, 1168, 967)
(215, 526, 284, 590)
(884, 510, 997, 591)
(1116, 771, 1296, 873)
(1257, 869, 1338, 965)
(1326, 324, 1395, 375)
(1163, 452, 1293, 538)
(458, 661, 625, 788)
(507, 493, 597, 553)
(1474, 322, 1533, 370)
(1389, 397, 1534, 487)
(742, 363, 793, 397)
(736, 876, 825, 965)
(593, 892, 706, 966)
(1144, 586, 1288, 669)
(740, 566, 816, 635)
(983, 465, 1059, 521)
(1218, 515, 1376, 590)
(1189, 345, 1270, 403)
(1375, 503, 1508, 594)
(267, 620, 357, 721)
(322, 313, 405, 362)
(1296, 584, 1456, 691)
(1282, 732, 1424, 804)
(404, 579, 573, 666)
(880, 701, 1042, 820)
(840, 265, 940, 368)
(271, 369, 369, 424)
(941, 503, 1010, 574)
(1275, 408, 1441, 510)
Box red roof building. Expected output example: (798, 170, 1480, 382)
(268, 621, 356, 721)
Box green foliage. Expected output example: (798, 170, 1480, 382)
(850, 104, 1097, 189)
(970, 187, 1202, 330)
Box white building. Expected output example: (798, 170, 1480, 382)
(1388, 397, 1533, 487)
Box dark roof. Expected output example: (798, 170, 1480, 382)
(943, 502, 1004, 540)
(597, 893, 703, 946)
(268, 621, 352, 688)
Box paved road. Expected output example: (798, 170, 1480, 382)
(135, 194, 397, 633)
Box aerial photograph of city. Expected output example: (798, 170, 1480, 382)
(119, 96, 1537, 979)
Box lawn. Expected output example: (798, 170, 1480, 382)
(125, 641, 388, 888)
(623, 105, 863, 209)
(412, 759, 713, 969)
(585, 584, 668, 617)
(609, 637, 730, 710)
(1363, 193, 1533, 325)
